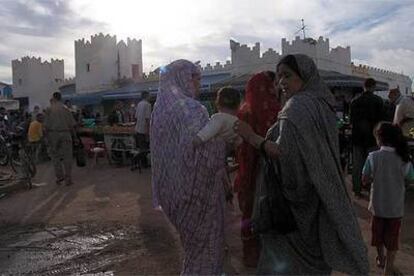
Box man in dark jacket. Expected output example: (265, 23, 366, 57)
(350, 78, 384, 197)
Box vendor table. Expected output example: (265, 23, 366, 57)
(77, 125, 139, 165)
(103, 126, 136, 165)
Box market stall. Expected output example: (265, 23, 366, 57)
(103, 124, 136, 164)
(77, 122, 136, 165)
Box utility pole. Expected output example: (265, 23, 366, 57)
(295, 19, 307, 39)
(300, 19, 306, 39)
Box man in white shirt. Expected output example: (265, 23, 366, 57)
(388, 88, 414, 137)
(135, 91, 152, 166)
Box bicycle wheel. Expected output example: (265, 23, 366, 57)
(0, 142, 8, 166)
(10, 150, 19, 173)
(26, 157, 37, 178)
(11, 150, 36, 178)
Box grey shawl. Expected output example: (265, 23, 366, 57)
(257, 54, 369, 275)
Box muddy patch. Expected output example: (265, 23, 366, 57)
(0, 223, 146, 275)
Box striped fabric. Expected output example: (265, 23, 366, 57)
(150, 60, 227, 275)
(256, 54, 369, 275)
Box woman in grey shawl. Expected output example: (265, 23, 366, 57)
(235, 54, 369, 275)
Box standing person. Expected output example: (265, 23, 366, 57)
(127, 102, 136, 123)
(31, 105, 40, 121)
(234, 71, 280, 267)
(135, 91, 152, 167)
(115, 101, 125, 124)
(0, 107, 10, 135)
(27, 113, 44, 162)
(362, 122, 414, 275)
(64, 100, 78, 121)
(388, 87, 414, 138)
(44, 92, 77, 186)
(235, 54, 369, 275)
(151, 60, 227, 275)
(350, 78, 384, 197)
(108, 103, 125, 126)
(192, 87, 242, 205)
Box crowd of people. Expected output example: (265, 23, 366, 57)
(2, 53, 412, 275)
(1, 87, 154, 182)
(151, 55, 413, 275)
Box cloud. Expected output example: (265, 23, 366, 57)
(0, 0, 107, 83)
(0, 0, 413, 88)
(326, 1, 414, 80)
(0, 0, 102, 37)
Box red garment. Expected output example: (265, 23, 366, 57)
(235, 72, 280, 197)
(234, 72, 281, 266)
(371, 216, 402, 250)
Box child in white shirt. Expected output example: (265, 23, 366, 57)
(362, 121, 414, 275)
(193, 87, 242, 202)
(193, 87, 242, 147)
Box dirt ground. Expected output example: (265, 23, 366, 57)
(0, 161, 414, 275)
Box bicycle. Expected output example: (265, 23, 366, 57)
(0, 128, 36, 189)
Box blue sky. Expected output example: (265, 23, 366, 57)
(0, 0, 413, 86)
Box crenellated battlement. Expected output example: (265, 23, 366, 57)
(352, 63, 411, 80)
(201, 60, 233, 72)
(75, 33, 117, 49)
(61, 77, 75, 86)
(262, 48, 282, 60)
(230, 40, 260, 52)
(12, 56, 63, 66)
(75, 33, 142, 51)
(125, 37, 142, 47)
(282, 35, 330, 47)
(198, 36, 410, 93)
(12, 55, 65, 108)
(282, 36, 350, 59)
(202, 40, 282, 75)
(75, 33, 143, 93)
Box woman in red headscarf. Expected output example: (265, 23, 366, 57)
(234, 71, 281, 267)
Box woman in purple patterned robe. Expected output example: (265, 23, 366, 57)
(150, 59, 227, 275)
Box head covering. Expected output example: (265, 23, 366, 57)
(156, 59, 200, 105)
(281, 54, 335, 107)
(150, 59, 226, 274)
(262, 54, 369, 275)
(239, 72, 280, 136)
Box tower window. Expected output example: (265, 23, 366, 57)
(86, 63, 90, 72)
(18, 78, 22, 85)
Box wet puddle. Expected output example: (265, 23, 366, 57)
(0, 224, 147, 275)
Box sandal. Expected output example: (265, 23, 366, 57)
(55, 178, 65, 185)
(376, 256, 385, 268)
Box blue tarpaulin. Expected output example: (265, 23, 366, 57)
(63, 93, 103, 105)
(63, 72, 233, 106)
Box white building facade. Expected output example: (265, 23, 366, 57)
(201, 36, 412, 94)
(12, 57, 64, 109)
(75, 33, 143, 94)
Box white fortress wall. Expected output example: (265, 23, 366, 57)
(201, 36, 410, 94)
(352, 64, 412, 95)
(75, 34, 144, 93)
(282, 36, 352, 75)
(118, 38, 143, 81)
(75, 33, 118, 93)
(12, 56, 64, 109)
